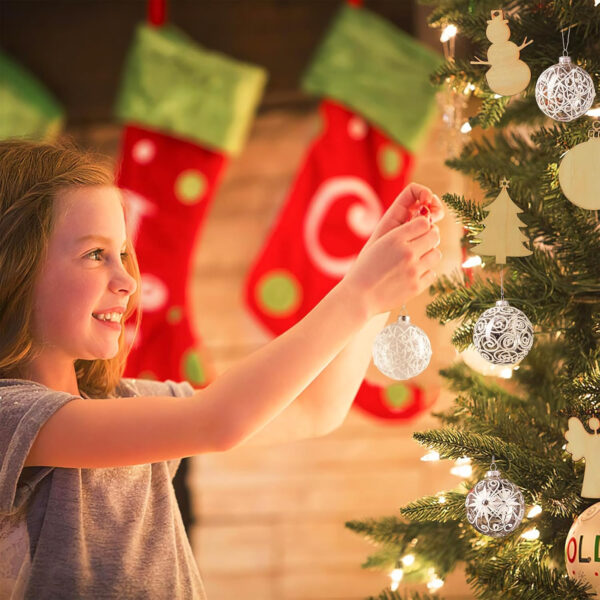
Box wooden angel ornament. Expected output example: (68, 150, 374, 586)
(473, 178, 532, 264)
(471, 9, 533, 96)
(565, 417, 600, 498)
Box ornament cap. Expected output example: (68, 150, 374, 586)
(397, 315, 411, 324)
(495, 299, 509, 307)
(558, 55, 572, 65)
(486, 469, 501, 478)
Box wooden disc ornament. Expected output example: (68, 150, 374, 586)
(559, 121, 600, 210)
(471, 10, 533, 97)
(565, 502, 600, 594)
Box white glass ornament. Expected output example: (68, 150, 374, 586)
(473, 299, 533, 365)
(372, 315, 432, 380)
(565, 502, 600, 593)
(535, 56, 596, 121)
(465, 463, 525, 537)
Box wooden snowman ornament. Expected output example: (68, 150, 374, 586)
(565, 416, 600, 498)
(471, 10, 533, 96)
(559, 121, 600, 210)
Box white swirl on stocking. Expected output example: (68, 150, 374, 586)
(535, 56, 595, 122)
(473, 300, 533, 365)
(304, 177, 382, 278)
(465, 469, 525, 537)
(372, 316, 432, 380)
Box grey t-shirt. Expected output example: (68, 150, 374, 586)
(0, 377, 207, 600)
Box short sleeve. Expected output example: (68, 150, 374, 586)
(118, 377, 197, 479)
(0, 381, 78, 516)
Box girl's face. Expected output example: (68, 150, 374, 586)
(31, 185, 137, 363)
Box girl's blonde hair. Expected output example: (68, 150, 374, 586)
(0, 138, 142, 398)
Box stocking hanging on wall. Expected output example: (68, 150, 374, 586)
(244, 4, 442, 420)
(115, 21, 266, 384)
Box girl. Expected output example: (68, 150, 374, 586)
(0, 139, 443, 599)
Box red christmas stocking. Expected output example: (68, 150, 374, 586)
(244, 4, 441, 420)
(115, 20, 266, 384)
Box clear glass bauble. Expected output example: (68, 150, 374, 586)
(465, 469, 525, 537)
(473, 300, 533, 365)
(535, 56, 595, 122)
(372, 315, 432, 380)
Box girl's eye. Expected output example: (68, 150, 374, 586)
(87, 249, 129, 262)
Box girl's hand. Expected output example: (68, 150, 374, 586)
(341, 184, 444, 319)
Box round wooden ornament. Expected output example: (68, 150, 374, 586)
(565, 502, 600, 593)
(559, 122, 600, 210)
(471, 9, 533, 97)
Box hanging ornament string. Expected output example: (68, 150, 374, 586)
(561, 25, 571, 57)
(148, 0, 167, 27)
(500, 268, 505, 301)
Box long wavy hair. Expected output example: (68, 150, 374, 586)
(0, 138, 142, 398)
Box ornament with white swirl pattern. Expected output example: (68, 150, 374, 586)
(372, 315, 432, 380)
(473, 299, 533, 365)
(465, 461, 525, 538)
(535, 55, 595, 122)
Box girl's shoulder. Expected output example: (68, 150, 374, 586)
(117, 377, 196, 399)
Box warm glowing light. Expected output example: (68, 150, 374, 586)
(587, 107, 600, 116)
(521, 528, 540, 540)
(456, 456, 471, 465)
(494, 94, 502, 99)
(460, 121, 472, 134)
(595, 0, 600, 8)
(390, 567, 404, 591)
(438, 495, 447, 504)
(450, 464, 473, 478)
(499, 367, 513, 379)
(462, 255, 483, 268)
(464, 82, 476, 95)
(427, 576, 445, 591)
(421, 450, 441, 462)
(527, 505, 542, 518)
(401, 554, 415, 567)
(440, 24, 458, 42)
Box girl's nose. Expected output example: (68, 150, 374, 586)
(112, 266, 137, 297)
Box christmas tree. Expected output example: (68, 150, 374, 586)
(347, 1, 600, 599)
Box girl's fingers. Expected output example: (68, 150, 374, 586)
(418, 269, 438, 291)
(410, 225, 440, 257)
(418, 247, 442, 273)
(429, 194, 445, 224)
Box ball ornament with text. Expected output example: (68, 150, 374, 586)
(565, 502, 600, 593)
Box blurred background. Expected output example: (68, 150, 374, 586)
(1, 1, 480, 598)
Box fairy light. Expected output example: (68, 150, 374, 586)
(460, 121, 472, 134)
(456, 457, 471, 466)
(440, 24, 458, 42)
(389, 567, 404, 591)
(499, 367, 513, 379)
(521, 528, 540, 540)
(421, 450, 440, 462)
(587, 107, 600, 116)
(527, 505, 542, 518)
(450, 464, 473, 477)
(427, 576, 445, 591)
(462, 255, 482, 268)
(463, 82, 476, 95)
(438, 495, 447, 504)
(401, 554, 415, 567)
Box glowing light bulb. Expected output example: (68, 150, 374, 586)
(456, 456, 471, 465)
(527, 505, 542, 518)
(440, 24, 458, 42)
(421, 450, 440, 462)
(462, 255, 482, 268)
(401, 554, 415, 567)
(521, 528, 540, 541)
(450, 464, 473, 478)
(586, 107, 600, 116)
(499, 367, 513, 379)
(460, 121, 472, 134)
(427, 576, 445, 591)
(438, 495, 447, 504)
(390, 567, 403, 590)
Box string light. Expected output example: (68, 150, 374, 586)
(427, 575, 445, 591)
(401, 554, 415, 567)
(440, 24, 458, 43)
(527, 505, 542, 518)
(463, 82, 476, 95)
(421, 450, 440, 462)
(587, 107, 600, 116)
(521, 528, 540, 540)
(389, 567, 404, 591)
(460, 121, 472, 133)
(462, 255, 482, 268)
(499, 367, 513, 379)
(438, 495, 447, 504)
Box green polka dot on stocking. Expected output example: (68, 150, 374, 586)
(379, 145, 403, 177)
(383, 383, 410, 410)
(175, 170, 207, 204)
(166, 305, 184, 324)
(257, 271, 301, 316)
(182, 348, 207, 385)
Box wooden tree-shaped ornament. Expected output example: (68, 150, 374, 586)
(565, 417, 600, 498)
(473, 178, 532, 264)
